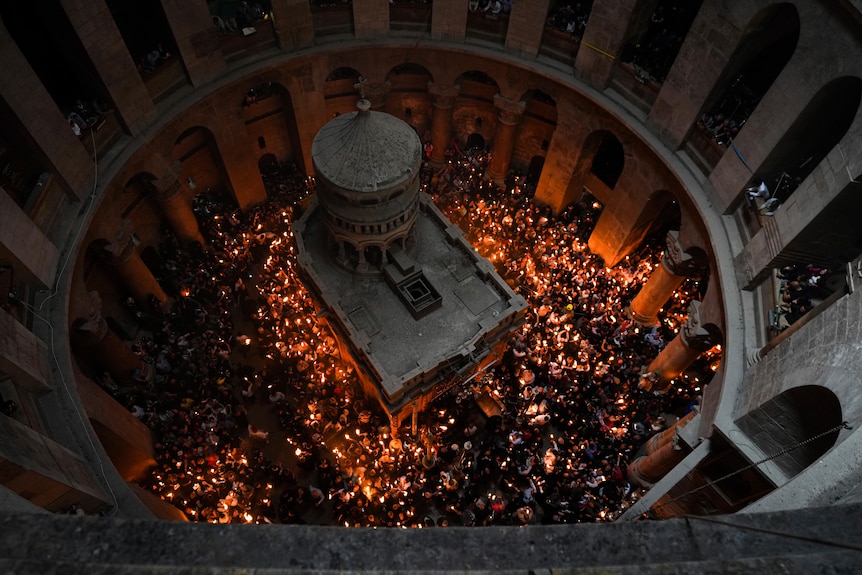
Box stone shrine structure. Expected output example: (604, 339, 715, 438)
(293, 100, 527, 427)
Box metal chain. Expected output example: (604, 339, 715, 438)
(647, 420, 853, 514)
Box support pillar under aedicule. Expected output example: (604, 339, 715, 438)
(486, 96, 525, 186)
(629, 230, 705, 325)
(643, 300, 719, 391)
(428, 82, 460, 167)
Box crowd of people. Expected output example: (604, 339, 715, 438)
(545, 0, 591, 39)
(622, 0, 698, 84)
(66, 97, 111, 138)
(107, 144, 716, 527)
(137, 43, 172, 76)
(775, 263, 831, 328)
(212, 1, 270, 33)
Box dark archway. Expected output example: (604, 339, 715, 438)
(324, 67, 364, 118)
(620, 0, 705, 84)
(587, 131, 625, 189)
(689, 3, 799, 166)
(385, 63, 434, 135)
(539, 0, 594, 66)
(513, 90, 556, 176)
(258, 153, 278, 173)
(242, 82, 302, 173)
(466, 133, 486, 150)
(752, 76, 862, 205)
(172, 126, 233, 205)
(526, 155, 545, 186)
(0, 1, 113, 121)
(736, 385, 842, 478)
(105, 0, 176, 79)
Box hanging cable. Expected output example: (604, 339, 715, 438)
(26, 126, 121, 516)
(647, 420, 852, 515)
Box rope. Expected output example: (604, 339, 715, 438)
(648, 421, 852, 514)
(730, 140, 754, 173)
(582, 41, 616, 60)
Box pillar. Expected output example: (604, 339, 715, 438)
(486, 96, 525, 186)
(431, 0, 467, 41)
(0, 308, 52, 394)
(104, 221, 168, 308)
(270, 0, 314, 51)
(60, 0, 156, 134)
(630, 257, 685, 325)
(646, 300, 719, 389)
(627, 435, 686, 487)
(0, 191, 58, 290)
(0, 17, 92, 200)
(645, 410, 697, 455)
(504, 0, 551, 57)
(73, 293, 146, 385)
(0, 414, 111, 513)
(573, 0, 638, 90)
(216, 124, 269, 211)
(79, 375, 155, 481)
(155, 165, 205, 246)
(160, 0, 226, 87)
(629, 231, 704, 325)
(353, 0, 389, 39)
(427, 83, 460, 167)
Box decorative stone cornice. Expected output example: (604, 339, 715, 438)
(428, 82, 460, 109)
(104, 219, 138, 264)
(493, 95, 526, 125)
(75, 290, 108, 342)
(681, 300, 720, 351)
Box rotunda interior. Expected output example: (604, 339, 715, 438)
(1, 0, 862, 569)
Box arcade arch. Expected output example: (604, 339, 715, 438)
(384, 63, 434, 136)
(686, 3, 800, 171)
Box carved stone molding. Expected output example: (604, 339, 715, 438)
(681, 300, 720, 351)
(428, 82, 460, 109)
(493, 94, 526, 125)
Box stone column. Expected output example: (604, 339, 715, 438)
(573, 0, 637, 90)
(59, 0, 156, 135)
(353, 0, 389, 39)
(104, 221, 168, 308)
(0, 308, 52, 394)
(645, 410, 696, 455)
(486, 96, 526, 186)
(627, 434, 686, 487)
(427, 82, 460, 167)
(629, 231, 703, 325)
(160, 0, 226, 87)
(431, 0, 467, 41)
(73, 292, 146, 385)
(154, 166, 205, 247)
(270, 0, 314, 51)
(0, 17, 92, 200)
(0, 414, 111, 513)
(79, 375, 155, 481)
(646, 300, 719, 390)
(504, 0, 551, 57)
(0, 191, 58, 290)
